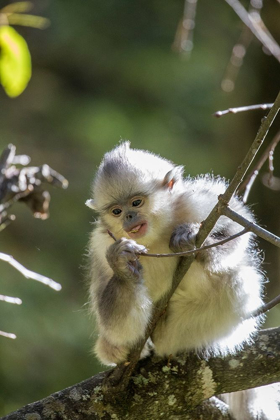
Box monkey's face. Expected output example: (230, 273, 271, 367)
(101, 189, 173, 245)
(110, 195, 148, 240)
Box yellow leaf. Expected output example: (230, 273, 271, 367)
(0, 25, 31, 97)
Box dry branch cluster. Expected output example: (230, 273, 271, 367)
(0, 144, 68, 339)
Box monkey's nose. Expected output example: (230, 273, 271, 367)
(125, 211, 137, 221)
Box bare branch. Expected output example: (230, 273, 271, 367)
(172, 0, 198, 56)
(225, 0, 280, 62)
(11, 154, 31, 166)
(0, 145, 68, 220)
(214, 103, 273, 118)
(107, 228, 250, 258)
(0, 330, 16, 339)
(222, 206, 280, 248)
(0, 252, 62, 291)
(221, 26, 253, 92)
(239, 130, 280, 202)
(3, 328, 280, 419)
(251, 293, 280, 318)
(0, 144, 16, 171)
(0, 214, 16, 232)
(0, 187, 33, 212)
(107, 229, 117, 241)
(0, 294, 22, 305)
(142, 228, 249, 258)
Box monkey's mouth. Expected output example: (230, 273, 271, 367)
(126, 222, 148, 238)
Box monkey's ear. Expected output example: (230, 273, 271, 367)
(85, 199, 96, 210)
(162, 166, 184, 190)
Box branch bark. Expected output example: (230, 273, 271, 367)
(3, 328, 280, 420)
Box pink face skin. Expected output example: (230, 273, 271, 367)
(124, 221, 148, 239)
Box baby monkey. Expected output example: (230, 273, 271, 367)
(87, 141, 265, 368)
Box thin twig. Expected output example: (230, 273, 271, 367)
(141, 228, 249, 257)
(196, 90, 280, 249)
(107, 230, 117, 241)
(0, 294, 22, 305)
(251, 293, 280, 318)
(218, 92, 280, 204)
(222, 206, 280, 248)
(221, 0, 265, 92)
(0, 214, 16, 232)
(225, 0, 280, 62)
(0, 330, 16, 339)
(214, 103, 273, 118)
(0, 187, 34, 212)
(12, 154, 31, 166)
(0, 252, 62, 291)
(221, 25, 253, 92)
(107, 228, 249, 258)
(0, 144, 15, 172)
(238, 130, 280, 202)
(172, 0, 198, 56)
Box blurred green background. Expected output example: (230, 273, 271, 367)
(0, 0, 279, 415)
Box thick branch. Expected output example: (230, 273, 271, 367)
(3, 328, 280, 420)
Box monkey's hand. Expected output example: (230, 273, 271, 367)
(169, 223, 199, 253)
(106, 238, 147, 280)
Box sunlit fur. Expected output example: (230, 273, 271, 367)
(88, 142, 268, 416)
(222, 384, 280, 420)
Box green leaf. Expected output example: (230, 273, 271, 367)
(0, 25, 32, 97)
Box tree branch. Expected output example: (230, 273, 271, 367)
(108, 228, 250, 258)
(222, 206, 280, 248)
(3, 328, 280, 420)
(238, 130, 280, 202)
(251, 294, 280, 318)
(225, 0, 280, 62)
(214, 103, 273, 118)
(0, 252, 62, 291)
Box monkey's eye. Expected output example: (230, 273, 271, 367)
(132, 198, 143, 207)
(111, 207, 122, 216)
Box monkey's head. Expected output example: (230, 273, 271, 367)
(87, 142, 184, 245)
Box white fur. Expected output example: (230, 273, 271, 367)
(222, 384, 280, 420)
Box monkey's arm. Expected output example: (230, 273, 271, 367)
(90, 236, 152, 365)
(171, 177, 255, 271)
